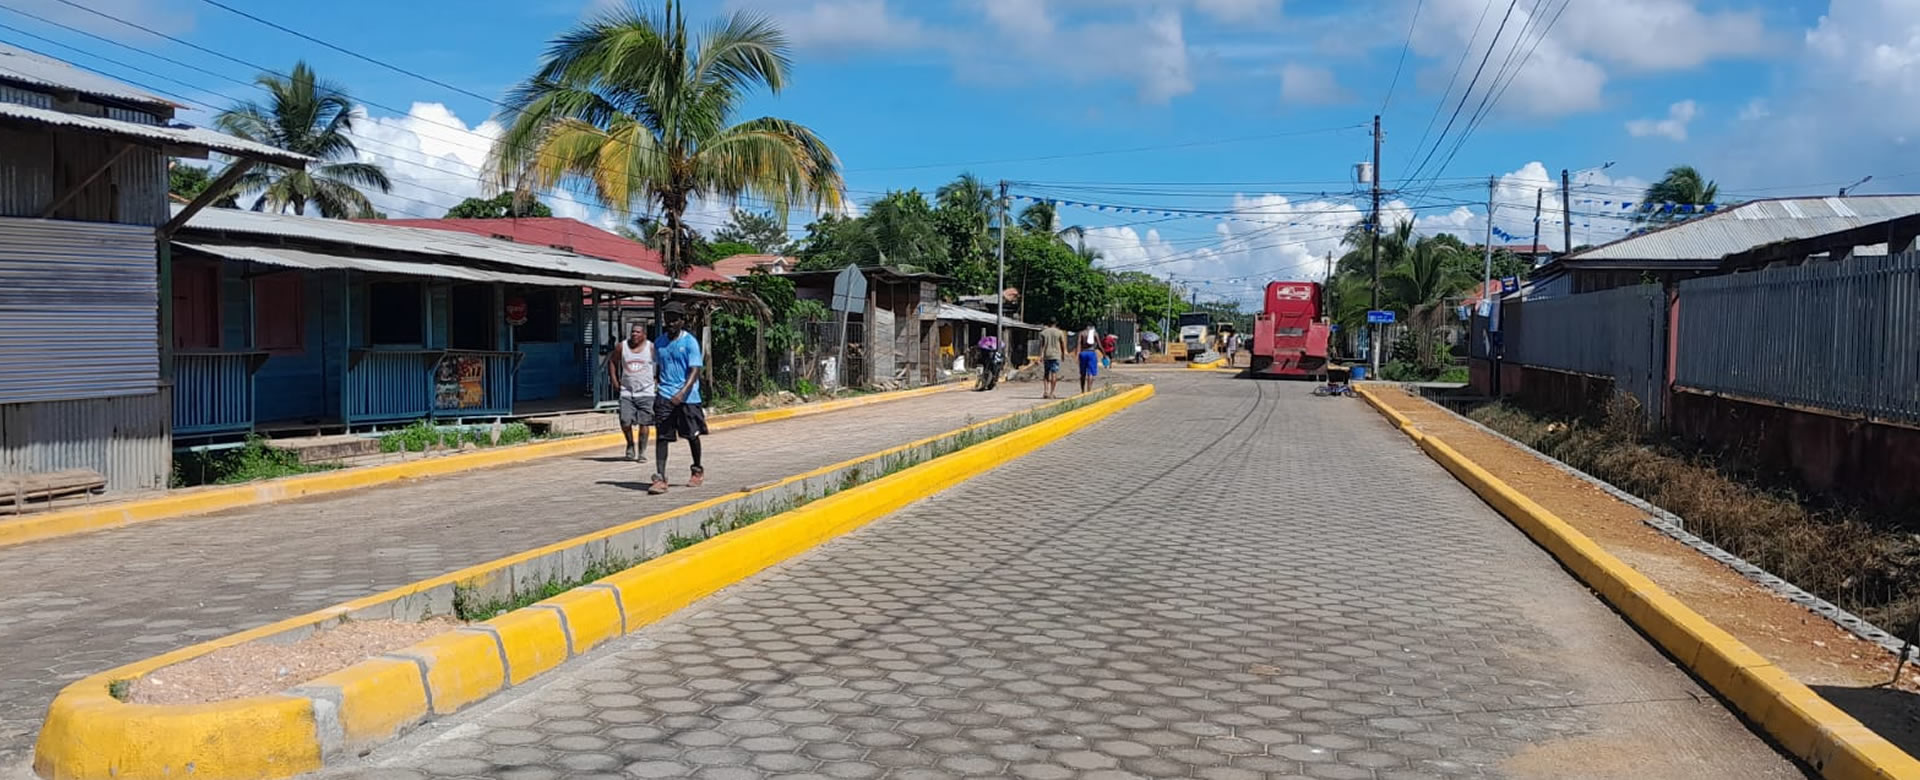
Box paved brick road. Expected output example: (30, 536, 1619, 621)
(0, 385, 1070, 768)
(333, 371, 1800, 779)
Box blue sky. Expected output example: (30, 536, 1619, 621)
(8, 0, 1916, 305)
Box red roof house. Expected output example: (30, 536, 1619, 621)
(371, 217, 731, 286)
(711, 253, 796, 279)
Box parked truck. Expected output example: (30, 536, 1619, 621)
(1249, 281, 1331, 378)
(1176, 311, 1213, 360)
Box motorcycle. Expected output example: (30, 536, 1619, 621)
(974, 346, 1005, 391)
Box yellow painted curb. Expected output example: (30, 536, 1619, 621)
(1352, 385, 1920, 780)
(33, 385, 1155, 780)
(0, 382, 964, 550)
(1185, 358, 1227, 370)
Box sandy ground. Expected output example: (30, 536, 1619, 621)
(1368, 385, 1920, 754)
(127, 619, 459, 706)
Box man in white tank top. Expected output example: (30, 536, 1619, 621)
(610, 322, 657, 461)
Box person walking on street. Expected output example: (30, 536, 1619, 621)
(1077, 323, 1101, 395)
(1225, 331, 1242, 367)
(1039, 320, 1068, 399)
(649, 309, 707, 495)
(610, 322, 656, 462)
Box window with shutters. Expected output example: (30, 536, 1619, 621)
(173, 260, 220, 350)
(253, 272, 304, 352)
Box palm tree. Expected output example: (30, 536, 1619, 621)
(1383, 230, 1469, 370)
(215, 62, 392, 218)
(1637, 165, 1718, 225)
(490, 1, 843, 282)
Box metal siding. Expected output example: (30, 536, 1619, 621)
(0, 217, 159, 404)
(1572, 196, 1920, 263)
(0, 84, 50, 108)
(1503, 284, 1667, 420)
(1, 388, 170, 493)
(172, 353, 252, 434)
(1677, 252, 1920, 423)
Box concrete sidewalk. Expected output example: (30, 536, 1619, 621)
(0, 384, 1064, 768)
(336, 371, 1800, 779)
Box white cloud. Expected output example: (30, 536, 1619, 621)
(1278, 63, 1349, 104)
(1080, 194, 1363, 308)
(757, 0, 930, 50)
(1410, 0, 1769, 119)
(1625, 99, 1699, 141)
(1738, 98, 1771, 121)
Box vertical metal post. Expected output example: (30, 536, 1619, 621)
(1164, 274, 1175, 345)
(996, 180, 1007, 352)
(1561, 168, 1573, 254)
(1482, 176, 1499, 395)
(1369, 113, 1382, 377)
(1531, 189, 1544, 266)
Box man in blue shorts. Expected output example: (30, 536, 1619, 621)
(1038, 320, 1067, 399)
(1076, 323, 1100, 394)
(650, 309, 706, 495)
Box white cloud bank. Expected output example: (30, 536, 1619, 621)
(1625, 100, 1699, 141)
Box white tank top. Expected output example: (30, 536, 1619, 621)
(618, 340, 656, 398)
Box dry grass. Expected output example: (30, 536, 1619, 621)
(1468, 397, 1920, 633)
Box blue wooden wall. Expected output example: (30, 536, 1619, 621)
(253, 269, 345, 424)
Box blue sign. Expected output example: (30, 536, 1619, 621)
(1500, 276, 1519, 293)
(1366, 310, 1396, 324)
(1329, 324, 1341, 332)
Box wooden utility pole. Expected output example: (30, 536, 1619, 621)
(1560, 168, 1573, 255)
(1369, 114, 1382, 377)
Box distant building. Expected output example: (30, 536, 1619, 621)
(711, 253, 795, 279)
(0, 44, 306, 495)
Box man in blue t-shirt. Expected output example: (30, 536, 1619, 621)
(649, 309, 706, 495)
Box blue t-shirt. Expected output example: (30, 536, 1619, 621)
(655, 330, 704, 404)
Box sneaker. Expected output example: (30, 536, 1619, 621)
(687, 468, 704, 488)
(624, 444, 637, 461)
(647, 475, 668, 495)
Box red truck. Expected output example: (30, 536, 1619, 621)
(1249, 281, 1331, 378)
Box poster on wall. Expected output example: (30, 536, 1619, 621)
(558, 297, 575, 326)
(434, 356, 487, 409)
(505, 296, 529, 326)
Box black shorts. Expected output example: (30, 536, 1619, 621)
(654, 397, 708, 442)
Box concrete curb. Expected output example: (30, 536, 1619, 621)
(1353, 384, 1920, 780)
(1184, 357, 1227, 370)
(0, 383, 963, 550)
(32, 385, 1157, 780)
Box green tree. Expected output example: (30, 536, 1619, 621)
(1006, 231, 1107, 329)
(214, 61, 392, 217)
(1382, 230, 1471, 371)
(1107, 270, 1186, 331)
(932, 173, 996, 295)
(490, 0, 843, 282)
(713, 208, 790, 253)
(792, 212, 877, 270)
(700, 240, 759, 264)
(168, 162, 237, 208)
(864, 190, 947, 268)
(444, 191, 553, 218)
(1638, 164, 1718, 224)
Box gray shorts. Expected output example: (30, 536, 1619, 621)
(618, 395, 655, 426)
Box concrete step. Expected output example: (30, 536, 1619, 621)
(524, 412, 619, 436)
(265, 434, 382, 465)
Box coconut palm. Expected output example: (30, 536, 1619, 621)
(1383, 229, 1470, 370)
(214, 62, 392, 218)
(1637, 165, 1718, 224)
(490, 1, 843, 282)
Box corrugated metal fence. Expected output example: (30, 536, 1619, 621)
(1676, 252, 1920, 423)
(1503, 284, 1668, 420)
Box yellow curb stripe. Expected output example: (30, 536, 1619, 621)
(0, 383, 963, 550)
(1353, 385, 1920, 780)
(1184, 358, 1227, 369)
(34, 385, 1155, 780)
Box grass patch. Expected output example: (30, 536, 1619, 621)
(170, 437, 336, 488)
(107, 679, 130, 702)
(451, 552, 644, 622)
(1468, 397, 1920, 630)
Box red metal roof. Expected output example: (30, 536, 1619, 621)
(369, 217, 731, 286)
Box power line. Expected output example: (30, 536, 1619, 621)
(190, 0, 501, 107)
(1399, 0, 1523, 188)
(1399, 0, 1495, 180)
(844, 124, 1368, 173)
(1379, 0, 1424, 112)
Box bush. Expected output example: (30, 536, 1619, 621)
(171, 437, 333, 487)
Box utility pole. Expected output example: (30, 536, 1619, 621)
(1481, 176, 1498, 378)
(995, 180, 1007, 352)
(1369, 113, 1382, 377)
(1560, 168, 1573, 255)
(1163, 274, 1175, 347)
(1531, 188, 1544, 267)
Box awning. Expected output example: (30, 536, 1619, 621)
(936, 303, 1039, 330)
(175, 242, 675, 296)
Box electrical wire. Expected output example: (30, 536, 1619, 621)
(1379, 0, 1424, 112)
(1399, 0, 1523, 188)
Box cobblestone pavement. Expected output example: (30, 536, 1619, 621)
(334, 371, 1801, 779)
(0, 384, 1075, 767)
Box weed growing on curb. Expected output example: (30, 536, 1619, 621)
(451, 551, 645, 622)
(107, 680, 130, 701)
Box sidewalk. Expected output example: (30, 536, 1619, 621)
(0, 386, 1056, 767)
(335, 372, 1797, 778)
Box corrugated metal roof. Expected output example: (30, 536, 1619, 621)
(0, 43, 173, 109)
(1566, 195, 1920, 263)
(175, 242, 674, 295)
(0, 102, 310, 167)
(936, 303, 1038, 330)
(176, 207, 674, 285)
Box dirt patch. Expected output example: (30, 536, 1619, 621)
(127, 619, 459, 705)
(1366, 387, 1920, 753)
